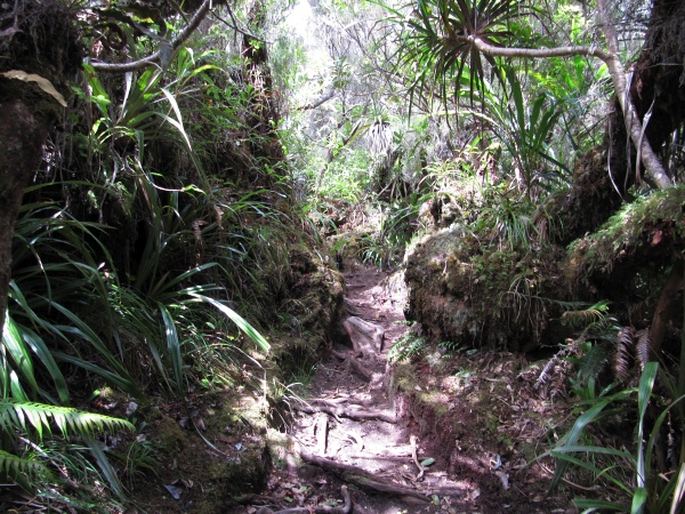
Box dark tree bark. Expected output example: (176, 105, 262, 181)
(553, 0, 685, 245)
(608, 0, 685, 190)
(0, 100, 48, 333)
(0, 0, 81, 333)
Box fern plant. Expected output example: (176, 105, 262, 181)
(389, 332, 426, 363)
(0, 399, 133, 481)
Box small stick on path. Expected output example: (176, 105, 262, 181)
(315, 413, 328, 455)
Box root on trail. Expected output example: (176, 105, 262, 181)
(295, 399, 396, 424)
(330, 349, 374, 382)
(299, 451, 464, 501)
(315, 413, 329, 455)
(301, 451, 427, 500)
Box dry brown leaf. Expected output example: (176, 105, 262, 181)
(1, 69, 67, 107)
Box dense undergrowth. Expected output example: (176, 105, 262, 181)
(0, 1, 344, 510)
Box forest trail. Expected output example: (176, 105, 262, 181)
(250, 266, 474, 513)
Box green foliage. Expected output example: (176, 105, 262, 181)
(0, 449, 46, 479)
(0, 399, 132, 501)
(0, 400, 132, 442)
(394, 0, 521, 111)
(2, 23, 301, 509)
(389, 331, 426, 363)
(357, 193, 428, 268)
(468, 68, 569, 193)
(568, 185, 685, 279)
(547, 362, 684, 513)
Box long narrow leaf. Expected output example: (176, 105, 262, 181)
(2, 313, 39, 396)
(159, 305, 184, 393)
(189, 294, 270, 352)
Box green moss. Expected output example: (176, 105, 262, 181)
(156, 415, 187, 453)
(568, 185, 685, 279)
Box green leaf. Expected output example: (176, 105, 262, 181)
(0, 449, 47, 478)
(670, 463, 685, 514)
(159, 304, 184, 393)
(631, 487, 647, 514)
(88, 440, 125, 499)
(189, 294, 270, 352)
(2, 312, 39, 396)
(421, 457, 436, 467)
(574, 498, 625, 511)
(636, 362, 658, 490)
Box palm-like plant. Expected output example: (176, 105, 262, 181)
(467, 68, 568, 195)
(397, 0, 521, 110)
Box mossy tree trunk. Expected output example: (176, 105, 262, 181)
(0, 101, 48, 333)
(0, 0, 81, 333)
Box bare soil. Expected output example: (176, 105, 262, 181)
(240, 265, 575, 514)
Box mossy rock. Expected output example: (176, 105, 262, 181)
(405, 226, 566, 352)
(567, 185, 685, 284)
(273, 247, 344, 375)
(155, 414, 188, 454)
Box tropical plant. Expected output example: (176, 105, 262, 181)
(0, 399, 132, 492)
(467, 68, 568, 195)
(547, 362, 685, 513)
(395, 0, 521, 110)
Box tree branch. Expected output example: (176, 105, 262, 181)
(88, 0, 212, 73)
(466, 25, 673, 190)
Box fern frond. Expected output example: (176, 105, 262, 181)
(561, 300, 610, 328)
(0, 401, 134, 440)
(0, 449, 47, 477)
(578, 344, 609, 383)
(614, 326, 634, 383)
(635, 329, 651, 371)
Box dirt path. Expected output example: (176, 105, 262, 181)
(245, 266, 471, 513)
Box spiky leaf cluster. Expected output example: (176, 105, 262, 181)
(398, 0, 521, 111)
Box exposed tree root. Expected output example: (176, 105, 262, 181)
(301, 451, 427, 500)
(331, 349, 374, 381)
(295, 400, 396, 424)
(343, 316, 385, 354)
(410, 435, 426, 480)
(257, 485, 352, 514)
(315, 413, 329, 455)
(299, 451, 464, 501)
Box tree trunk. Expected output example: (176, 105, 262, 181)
(608, 0, 685, 191)
(0, 100, 48, 333)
